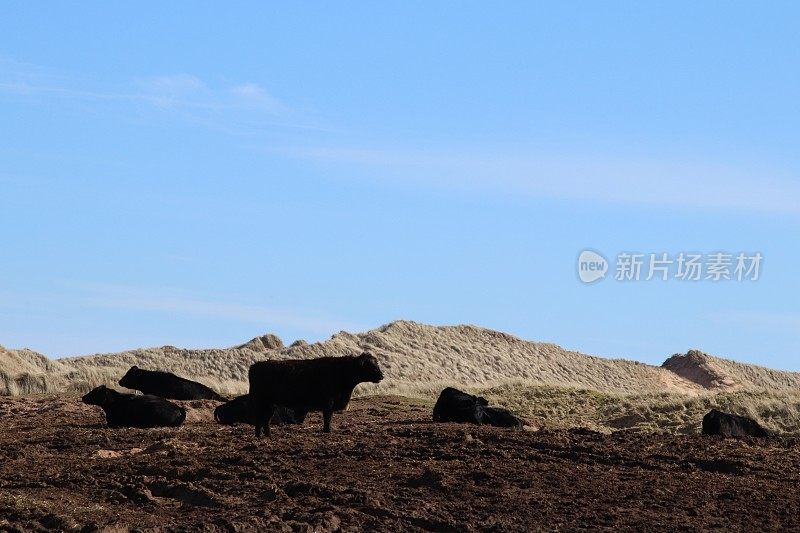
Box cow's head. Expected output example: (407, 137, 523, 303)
(356, 352, 384, 383)
(82, 385, 115, 406)
(213, 403, 229, 424)
(118, 365, 141, 388)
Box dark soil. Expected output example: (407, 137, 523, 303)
(1, 395, 799, 532)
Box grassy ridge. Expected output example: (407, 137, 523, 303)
(479, 383, 800, 435)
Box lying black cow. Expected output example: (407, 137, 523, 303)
(702, 409, 770, 438)
(248, 352, 384, 437)
(119, 366, 225, 401)
(213, 394, 307, 426)
(82, 385, 186, 428)
(481, 406, 524, 429)
(433, 387, 523, 429)
(432, 387, 488, 424)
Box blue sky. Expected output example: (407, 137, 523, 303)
(1, 3, 798, 368)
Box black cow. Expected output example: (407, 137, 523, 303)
(432, 387, 523, 429)
(702, 409, 770, 438)
(432, 387, 488, 424)
(82, 385, 186, 428)
(481, 406, 524, 429)
(213, 394, 307, 426)
(248, 352, 384, 437)
(119, 366, 225, 401)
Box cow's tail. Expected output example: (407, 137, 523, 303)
(213, 405, 221, 423)
(212, 392, 227, 402)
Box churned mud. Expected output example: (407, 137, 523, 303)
(1, 395, 799, 531)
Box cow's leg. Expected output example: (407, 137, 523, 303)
(322, 409, 333, 433)
(254, 403, 275, 438)
(254, 401, 263, 437)
(252, 393, 263, 438)
(263, 404, 276, 437)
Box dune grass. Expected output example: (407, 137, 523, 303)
(476, 382, 800, 436)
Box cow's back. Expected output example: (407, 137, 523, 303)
(215, 394, 252, 424)
(129, 369, 221, 401)
(215, 394, 306, 425)
(249, 358, 350, 411)
(702, 409, 769, 438)
(249, 360, 332, 409)
(104, 394, 185, 428)
(432, 387, 485, 424)
(481, 407, 523, 429)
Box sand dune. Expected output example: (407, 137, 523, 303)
(3, 320, 799, 433)
(0, 320, 794, 396)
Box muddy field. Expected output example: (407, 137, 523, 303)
(1, 395, 799, 532)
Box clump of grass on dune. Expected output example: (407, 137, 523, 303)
(478, 382, 800, 436)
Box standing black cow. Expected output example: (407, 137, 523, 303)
(702, 409, 770, 438)
(248, 352, 384, 437)
(213, 394, 307, 426)
(82, 385, 186, 428)
(119, 366, 226, 401)
(432, 387, 488, 424)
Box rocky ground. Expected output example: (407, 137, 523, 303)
(1, 395, 799, 532)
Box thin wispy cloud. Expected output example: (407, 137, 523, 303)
(72, 282, 362, 336)
(0, 80, 140, 102)
(711, 310, 800, 332)
(230, 82, 287, 113)
(0, 58, 303, 130)
(280, 145, 800, 214)
(136, 73, 208, 107)
(134, 74, 287, 114)
(140, 73, 206, 93)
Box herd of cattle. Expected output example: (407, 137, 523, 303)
(81, 352, 772, 438)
